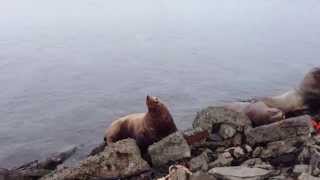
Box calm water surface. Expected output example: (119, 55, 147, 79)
(0, 0, 320, 167)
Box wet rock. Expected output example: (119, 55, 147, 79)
(208, 166, 273, 180)
(88, 142, 106, 156)
(0, 146, 77, 180)
(245, 115, 312, 146)
(193, 106, 252, 132)
(219, 124, 237, 139)
(208, 152, 233, 168)
(148, 132, 191, 167)
(41, 139, 150, 180)
(183, 127, 209, 146)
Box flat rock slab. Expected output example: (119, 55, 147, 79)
(148, 132, 191, 167)
(41, 139, 150, 180)
(209, 166, 273, 180)
(193, 106, 252, 132)
(245, 115, 312, 146)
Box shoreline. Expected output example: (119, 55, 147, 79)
(1, 105, 319, 180)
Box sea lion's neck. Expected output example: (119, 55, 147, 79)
(145, 108, 172, 127)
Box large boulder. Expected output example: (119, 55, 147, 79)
(148, 132, 191, 167)
(208, 166, 274, 180)
(245, 115, 313, 146)
(41, 139, 150, 180)
(193, 106, 252, 133)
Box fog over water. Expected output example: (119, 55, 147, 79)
(0, 0, 319, 167)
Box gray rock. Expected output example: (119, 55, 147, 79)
(293, 164, 310, 175)
(219, 124, 237, 139)
(298, 147, 312, 164)
(252, 147, 263, 158)
(298, 173, 319, 180)
(208, 152, 233, 168)
(208, 166, 273, 180)
(259, 139, 305, 166)
(245, 115, 312, 146)
(260, 140, 300, 159)
(241, 158, 264, 167)
(244, 145, 253, 154)
(189, 150, 210, 172)
(148, 132, 191, 167)
(310, 149, 320, 177)
(232, 133, 243, 147)
(193, 106, 252, 132)
(41, 139, 150, 180)
(190, 172, 217, 180)
(225, 147, 245, 159)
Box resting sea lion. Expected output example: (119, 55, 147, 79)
(262, 67, 320, 113)
(299, 67, 320, 111)
(225, 101, 284, 126)
(262, 90, 305, 113)
(105, 95, 178, 152)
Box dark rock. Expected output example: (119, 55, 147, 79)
(193, 106, 252, 132)
(208, 166, 274, 180)
(260, 139, 304, 165)
(245, 115, 312, 146)
(41, 139, 150, 180)
(183, 127, 209, 146)
(88, 142, 106, 156)
(241, 158, 264, 167)
(148, 132, 191, 167)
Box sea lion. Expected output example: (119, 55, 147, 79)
(299, 67, 320, 111)
(225, 101, 284, 126)
(105, 95, 178, 152)
(262, 90, 305, 113)
(262, 67, 320, 114)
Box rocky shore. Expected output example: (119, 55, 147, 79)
(2, 105, 320, 180)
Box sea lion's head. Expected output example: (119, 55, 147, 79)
(146, 95, 161, 112)
(146, 95, 171, 116)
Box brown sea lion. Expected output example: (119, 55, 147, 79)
(225, 101, 284, 126)
(262, 67, 320, 114)
(299, 67, 320, 111)
(105, 95, 178, 152)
